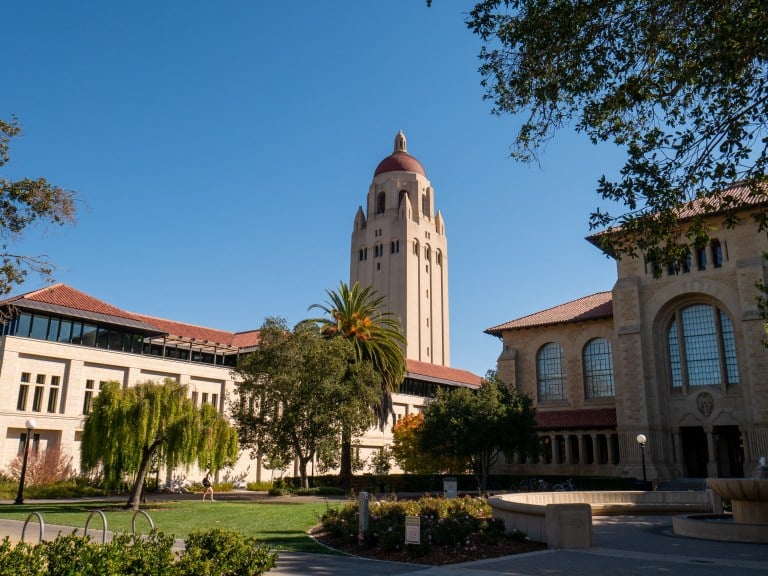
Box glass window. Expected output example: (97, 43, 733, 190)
(47, 317, 60, 341)
(32, 386, 44, 412)
(212, 393, 219, 409)
(696, 245, 707, 270)
(47, 387, 59, 413)
(30, 315, 49, 340)
(83, 380, 94, 415)
(711, 239, 723, 268)
(96, 327, 110, 349)
(16, 313, 32, 337)
(17, 384, 29, 410)
(667, 304, 739, 388)
(70, 322, 83, 343)
(583, 338, 615, 398)
(81, 324, 97, 347)
(537, 343, 567, 401)
(58, 319, 72, 342)
(376, 192, 386, 214)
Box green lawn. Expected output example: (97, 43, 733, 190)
(0, 500, 344, 554)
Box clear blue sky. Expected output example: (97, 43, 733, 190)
(3, 2, 624, 376)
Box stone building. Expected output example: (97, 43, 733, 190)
(487, 185, 768, 482)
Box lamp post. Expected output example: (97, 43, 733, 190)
(636, 433, 648, 490)
(14, 419, 37, 505)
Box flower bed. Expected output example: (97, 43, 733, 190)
(318, 495, 545, 564)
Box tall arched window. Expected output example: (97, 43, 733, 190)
(376, 192, 386, 215)
(422, 193, 429, 216)
(583, 338, 615, 398)
(667, 303, 739, 388)
(537, 343, 567, 401)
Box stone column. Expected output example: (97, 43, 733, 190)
(705, 429, 718, 477)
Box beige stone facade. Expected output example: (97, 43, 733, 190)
(351, 131, 450, 366)
(488, 187, 768, 482)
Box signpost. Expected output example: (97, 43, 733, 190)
(405, 516, 421, 545)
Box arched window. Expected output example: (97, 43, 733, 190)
(413, 239, 419, 255)
(422, 193, 429, 216)
(537, 343, 567, 401)
(436, 250, 442, 266)
(398, 190, 408, 208)
(376, 192, 386, 215)
(696, 245, 707, 270)
(667, 304, 739, 388)
(583, 338, 615, 398)
(424, 246, 431, 261)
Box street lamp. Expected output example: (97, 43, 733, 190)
(636, 433, 648, 490)
(14, 419, 37, 505)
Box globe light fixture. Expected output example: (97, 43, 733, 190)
(636, 433, 648, 489)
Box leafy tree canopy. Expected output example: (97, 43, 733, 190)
(420, 371, 537, 492)
(0, 117, 77, 294)
(233, 318, 381, 488)
(81, 380, 238, 510)
(447, 1, 768, 267)
(391, 412, 456, 474)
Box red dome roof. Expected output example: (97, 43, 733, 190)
(374, 152, 426, 176)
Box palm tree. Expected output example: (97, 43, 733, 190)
(309, 281, 406, 487)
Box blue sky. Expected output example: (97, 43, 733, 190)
(3, 2, 624, 376)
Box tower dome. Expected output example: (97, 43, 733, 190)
(374, 131, 426, 177)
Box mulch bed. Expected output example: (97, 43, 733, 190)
(310, 527, 547, 566)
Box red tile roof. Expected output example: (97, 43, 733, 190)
(1, 283, 139, 320)
(485, 292, 613, 335)
(405, 359, 482, 388)
(587, 181, 768, 246)
(536, 407, 617, 430)
(1, 283, 260, 350)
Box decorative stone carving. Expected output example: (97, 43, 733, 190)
(696, 391, 714, 417)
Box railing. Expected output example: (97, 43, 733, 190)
(19, 510, 155, 544)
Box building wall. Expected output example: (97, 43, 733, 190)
(0, 333, 436, 481)
(495, 212, 768, 481)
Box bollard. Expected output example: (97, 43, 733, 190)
(359, 491, 370, 537)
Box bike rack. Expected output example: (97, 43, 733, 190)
(21, 512, 45, 544)
(131, 510, 154, 534)
(84, 510, 108, 544)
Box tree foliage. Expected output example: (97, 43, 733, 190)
(308, 281, 407, 486)
(81, 380, 238, 510)
(459, 1, 768, 267)
(420, 372, 537, 492)
(0, 116, 77, 294)
(233, 318, 381, 488)
(391, 413, 452, 474)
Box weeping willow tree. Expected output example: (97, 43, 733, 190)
(81, 380, 239, 510)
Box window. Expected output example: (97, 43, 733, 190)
(537, 343, 567, 401)
(696, 245, 707, 270)
(376, 192, 386, 215)
(390, 240, 399, 254)
(32, 385, 44, 412)
(212, 393, 219, 409)
(413, 240, 419, 255)
(421, 193, 429, 216)
(30, 315, 49, 340)
(681, 250, 691, 273)
(47, 375, 60, 413)
(191, 391, 199, 407)
(17, 372, 30, 411)
(425, 246, 431, 261)
(668, 304, 739, 388)
(436, 251, 442, 266)
(711, 239, 723, 268)
(202, 392, 209, 405)
(83, 380, 94, 414)
(583, 338, 615, 398)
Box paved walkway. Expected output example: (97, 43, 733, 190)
(0, 509, 765, 575)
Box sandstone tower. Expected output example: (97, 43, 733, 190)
(350, 131, 450, 365)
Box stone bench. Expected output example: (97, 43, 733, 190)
(488, 491, 716, 549)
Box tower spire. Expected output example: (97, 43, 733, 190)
(394, 130, 407, 153)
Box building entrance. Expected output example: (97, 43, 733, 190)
(714, 425, 744, 478)
(680, 426, 708, 477)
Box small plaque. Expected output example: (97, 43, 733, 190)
(405, 516, 421, 544)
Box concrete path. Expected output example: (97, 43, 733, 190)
(0, 512, 765, 575)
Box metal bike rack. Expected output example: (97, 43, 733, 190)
(131, 510, 154, 534)
(84, 510, 108, 544)
(21, 512, 45, 544)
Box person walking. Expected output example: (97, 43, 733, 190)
(201, 471, 215, 501)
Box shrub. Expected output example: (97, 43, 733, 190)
(176, 528, 277, 576)
(321, 495, 508, 557)
(246, 481, 273, 491)
(5, 446, 75, 486)
(0, 529, 276, 576)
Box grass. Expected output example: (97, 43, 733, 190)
(0, 499, 344, 554)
